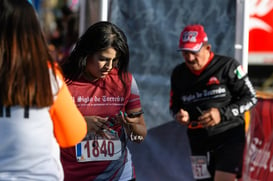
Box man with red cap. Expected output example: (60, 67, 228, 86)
(170, 24, 257, 181)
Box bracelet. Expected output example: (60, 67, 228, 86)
(130, 132, 144, 141)
(124, 122, 144, 141)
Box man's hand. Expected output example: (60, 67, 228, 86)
(198, 107, 221, 127)
(175, 109, 190, 125)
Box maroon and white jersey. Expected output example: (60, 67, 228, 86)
(61, 68, 142, 181)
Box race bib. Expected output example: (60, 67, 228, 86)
(191, 156, 211, 179)
(76, 139, 122, 162)
(76, 131, 122, 162)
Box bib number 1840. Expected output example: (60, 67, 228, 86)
(76, 139, 122, 162)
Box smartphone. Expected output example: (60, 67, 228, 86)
(127, 110, 144, 118)
(196, 106, 203, 115)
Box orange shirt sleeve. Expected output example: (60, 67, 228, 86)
(49, 71, 87, 148)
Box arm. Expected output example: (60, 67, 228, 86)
(49, 74, 87, 148)
(169, 66, 185, 117)
(122, 108, 147, 143)
(122, 76, 147, 143)
(219, 64, 257, 121)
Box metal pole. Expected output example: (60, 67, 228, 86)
(79, 0, 86, 36)
(100, 0, 109, 21)
(79, 0, 109, 36)
(235, 0, 249, 72)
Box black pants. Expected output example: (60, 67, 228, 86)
(187, 124, 245, 180)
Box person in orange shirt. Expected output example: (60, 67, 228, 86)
(0, 0, 87, 180)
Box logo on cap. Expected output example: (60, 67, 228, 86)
(178, 24, 208, 52)
(183, 31, 198, 43)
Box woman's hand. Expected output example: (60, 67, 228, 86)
(84, 116, 114, 139)
(117, 109, 147, 143)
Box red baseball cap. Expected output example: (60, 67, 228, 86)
(178, 24, 208, 52)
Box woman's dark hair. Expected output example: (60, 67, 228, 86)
(0, 0, 57, 107)
(61, 21, 130, 86)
